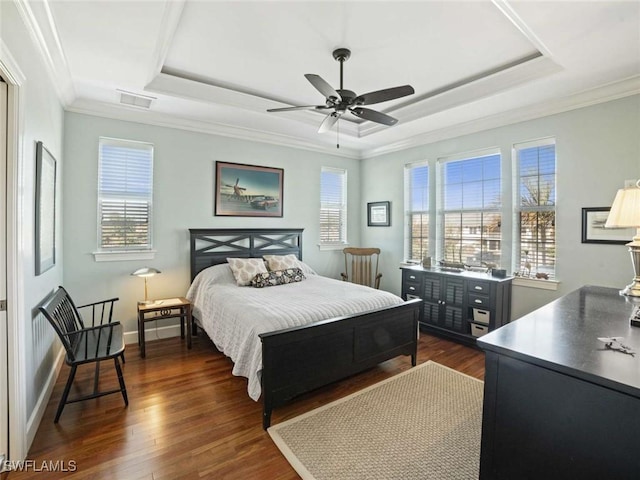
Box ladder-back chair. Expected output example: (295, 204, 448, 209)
(39, 286, 128, 422)
(341, 247, 382, 289)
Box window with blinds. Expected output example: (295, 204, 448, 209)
(515, 139, 556, 278)
(320, 167, 347, 245)
(404, 162, 429, 260)
(98, 137, 154, 250)
(440, 151, 502, 266)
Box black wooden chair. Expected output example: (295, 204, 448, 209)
(39, 286, 128, 422)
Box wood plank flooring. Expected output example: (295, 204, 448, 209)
(7, 332, 484, 480)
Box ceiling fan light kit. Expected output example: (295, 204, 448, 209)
(267, 48, 414, 135)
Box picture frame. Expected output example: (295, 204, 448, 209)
(215, 161, 284, 217)
(367, 201, 391, 227)
(35, 141, 56, 275)
(581, 207, 634, 244)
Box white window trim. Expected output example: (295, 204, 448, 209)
(404, 161, 430, 261)
(93, 249, 157, 262)
(436, 148, 502, 264)
(96, 137, 154, 258)
(512, 137, 557, 279)
(319, 166, 348, 246)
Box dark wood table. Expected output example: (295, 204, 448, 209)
(137, 297, 192, 358)
(477, 285, 640, 480)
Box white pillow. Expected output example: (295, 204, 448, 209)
(263, 254, 302, 271)
(227, 258, 268, 286)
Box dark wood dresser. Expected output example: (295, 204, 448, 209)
(400, 266, 512, 345)
(477, 285, 640, 480)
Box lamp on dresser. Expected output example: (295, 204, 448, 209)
(606, 179, 640, 299)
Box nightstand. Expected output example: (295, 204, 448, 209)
(137, 297, 192, 358)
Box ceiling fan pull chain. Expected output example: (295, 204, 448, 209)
(336, 119, 340, 149)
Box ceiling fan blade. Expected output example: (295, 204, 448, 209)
(354, 85, 415, 106)
(318, 112, 340, 133)
(305, 74, 342, 102)
(267, 105, 327, 112)
(350, 107, 398, 126)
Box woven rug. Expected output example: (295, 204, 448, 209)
(268, 361, 484, 480)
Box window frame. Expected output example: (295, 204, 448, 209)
(513, 137, 557, 279)
(437, 148, 502, 267)
(319, 166, 348, 248)
(404, 161, 430, 261)
(94, 137, 155, 262)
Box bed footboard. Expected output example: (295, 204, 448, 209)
(259, 298, 421, 429)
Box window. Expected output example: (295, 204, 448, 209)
(404, 162, 429, 260)
(98, 137, 154, 251)
(440, 151, 501, 266)
(514, 139, 556, 278)
(320, 167, 347, 245)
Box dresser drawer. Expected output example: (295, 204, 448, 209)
(468, 280, 491, 295)
(403, 282, 421, 296)
(469, 294, 491, 308)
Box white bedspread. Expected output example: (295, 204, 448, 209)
(186, 263, 404, 400)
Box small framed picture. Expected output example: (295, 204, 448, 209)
(367, 201, 390, 227)
(581, 207, 634, 244)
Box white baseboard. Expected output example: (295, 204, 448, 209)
(26, 346, 64, 450)
(123, 323, 182, 345)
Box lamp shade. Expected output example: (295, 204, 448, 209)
(606, 183, 640, 228)
(131, 267, 161, 278)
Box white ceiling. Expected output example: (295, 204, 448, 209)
(23, 0, 640, 159)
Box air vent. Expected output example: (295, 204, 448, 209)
(117, 90, 155, 109)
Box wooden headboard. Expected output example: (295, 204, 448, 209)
(189, 228, 304, 281)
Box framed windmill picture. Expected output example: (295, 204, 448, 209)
(214, 161, 284, 217)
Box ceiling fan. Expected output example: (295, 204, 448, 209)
(267, 48, 415, 134)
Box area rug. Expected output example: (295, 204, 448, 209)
(268, 361, 484, 480)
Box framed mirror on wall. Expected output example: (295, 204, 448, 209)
(35, 141, 56, 275)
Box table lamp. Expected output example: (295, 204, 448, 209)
(605, 179, 640, 297)
(131, 267, 161, 305)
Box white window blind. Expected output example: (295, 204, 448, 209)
(98, 137, 154, 250)
(514, 138, 556, 278)
(320, 167, 347, 245)
(404, 162, 429, 261)
(439, 150, 502, 266)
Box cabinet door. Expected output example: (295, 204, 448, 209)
(442, 278, 465, 333)
(422, 300, 440, 326)
(422, 274, 441, 302)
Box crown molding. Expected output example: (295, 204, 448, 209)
(65, 98, 361, 159)
(361, 76, 640, 159)
(14, 0, 76, 106)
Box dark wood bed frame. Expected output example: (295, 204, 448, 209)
(189, 228, 421, 429)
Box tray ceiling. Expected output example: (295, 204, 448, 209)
(21, 0, 640, 158)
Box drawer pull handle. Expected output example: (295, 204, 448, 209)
(474, 286, 483, 291)
(474, 299, 482, 304)
(409, 275, 416, 280)
(409, 286, 415, 291)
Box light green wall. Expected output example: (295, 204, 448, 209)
(1, 1, 65, 426)
(361, 95, 640, 319)
(63, 112, 360, 335)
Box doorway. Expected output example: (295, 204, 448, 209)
(1, 78, 8, 468)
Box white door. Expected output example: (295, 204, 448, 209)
(0, 79, 8, 467)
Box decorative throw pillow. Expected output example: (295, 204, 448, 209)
(251, 268, 305, 288)
(263, 254, 301, 271)
(227, 258, 268, 286)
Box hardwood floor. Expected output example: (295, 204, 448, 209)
(7, 331, 484, 480)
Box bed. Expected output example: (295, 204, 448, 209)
(188, 228, 421, 429)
